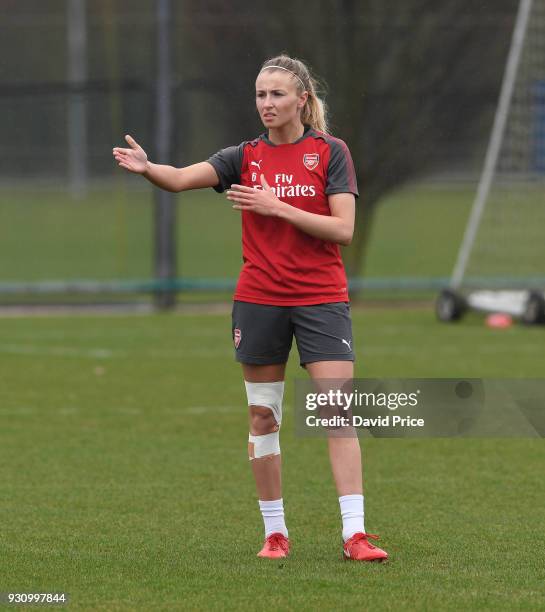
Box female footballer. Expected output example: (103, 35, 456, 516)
(113, 54, 387, 562)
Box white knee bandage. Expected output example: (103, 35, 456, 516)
(245, 381, 284, 460)
(248, 431, 280, 460)
(245, 381, 284, 425)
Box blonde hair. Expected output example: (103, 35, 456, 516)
(259, 54, 329, 134)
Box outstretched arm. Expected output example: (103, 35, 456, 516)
(227, 175, 355, 246)
(113, 135, 219, 192)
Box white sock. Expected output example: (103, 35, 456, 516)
(258, 498, 288, 538)
(339, 494, 365, 542)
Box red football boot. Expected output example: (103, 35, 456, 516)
(343, 532, 388, 562)
(257, 532, 290, 559)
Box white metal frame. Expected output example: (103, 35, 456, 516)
(450, 0, 534, 288)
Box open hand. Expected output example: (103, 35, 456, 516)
(112, 135, 148, 174)
(226, 175, 285, 217)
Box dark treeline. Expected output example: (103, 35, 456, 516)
(1, 0, 518, 273)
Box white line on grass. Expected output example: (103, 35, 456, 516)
(0, 406, 35, 415)
(0, 405, 248, 416)
(0, 344, 232, 359)
(363, 344, 543, 355)
(0, 344, 119, 359)
(183, 405, 241, 414)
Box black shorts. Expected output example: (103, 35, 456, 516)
(231, 300, 355, 367)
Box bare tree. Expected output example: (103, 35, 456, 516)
(178, 0, 517, 281)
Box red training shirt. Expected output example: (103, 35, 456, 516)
(207, 125, 359, 306)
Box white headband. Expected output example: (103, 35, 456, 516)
(259, 65, 306, 90)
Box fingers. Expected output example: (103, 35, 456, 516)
(125, 134, 139, 150)
(231, 204, 252, 211)
(115, 157, 131, 169)
(229, 184, 257, 194)
(260, 174, 270, 190)
(112, 141, 141, 173)
(113, 152, 130, 168)
(112, 149, 133, 170)
(226, 192, 254, 204)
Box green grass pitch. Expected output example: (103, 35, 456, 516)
(1, 307, 544, 610)
(0, 184, 472, 282)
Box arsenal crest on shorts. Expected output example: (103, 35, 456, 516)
(303, 153, 319, 171)
(234, 328, 242, 349)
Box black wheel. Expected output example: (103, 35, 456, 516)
(521, 291, 545, 325)
(436, 289, 466, 322)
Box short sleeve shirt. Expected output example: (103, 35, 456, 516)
(207, 126, 358, 306)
